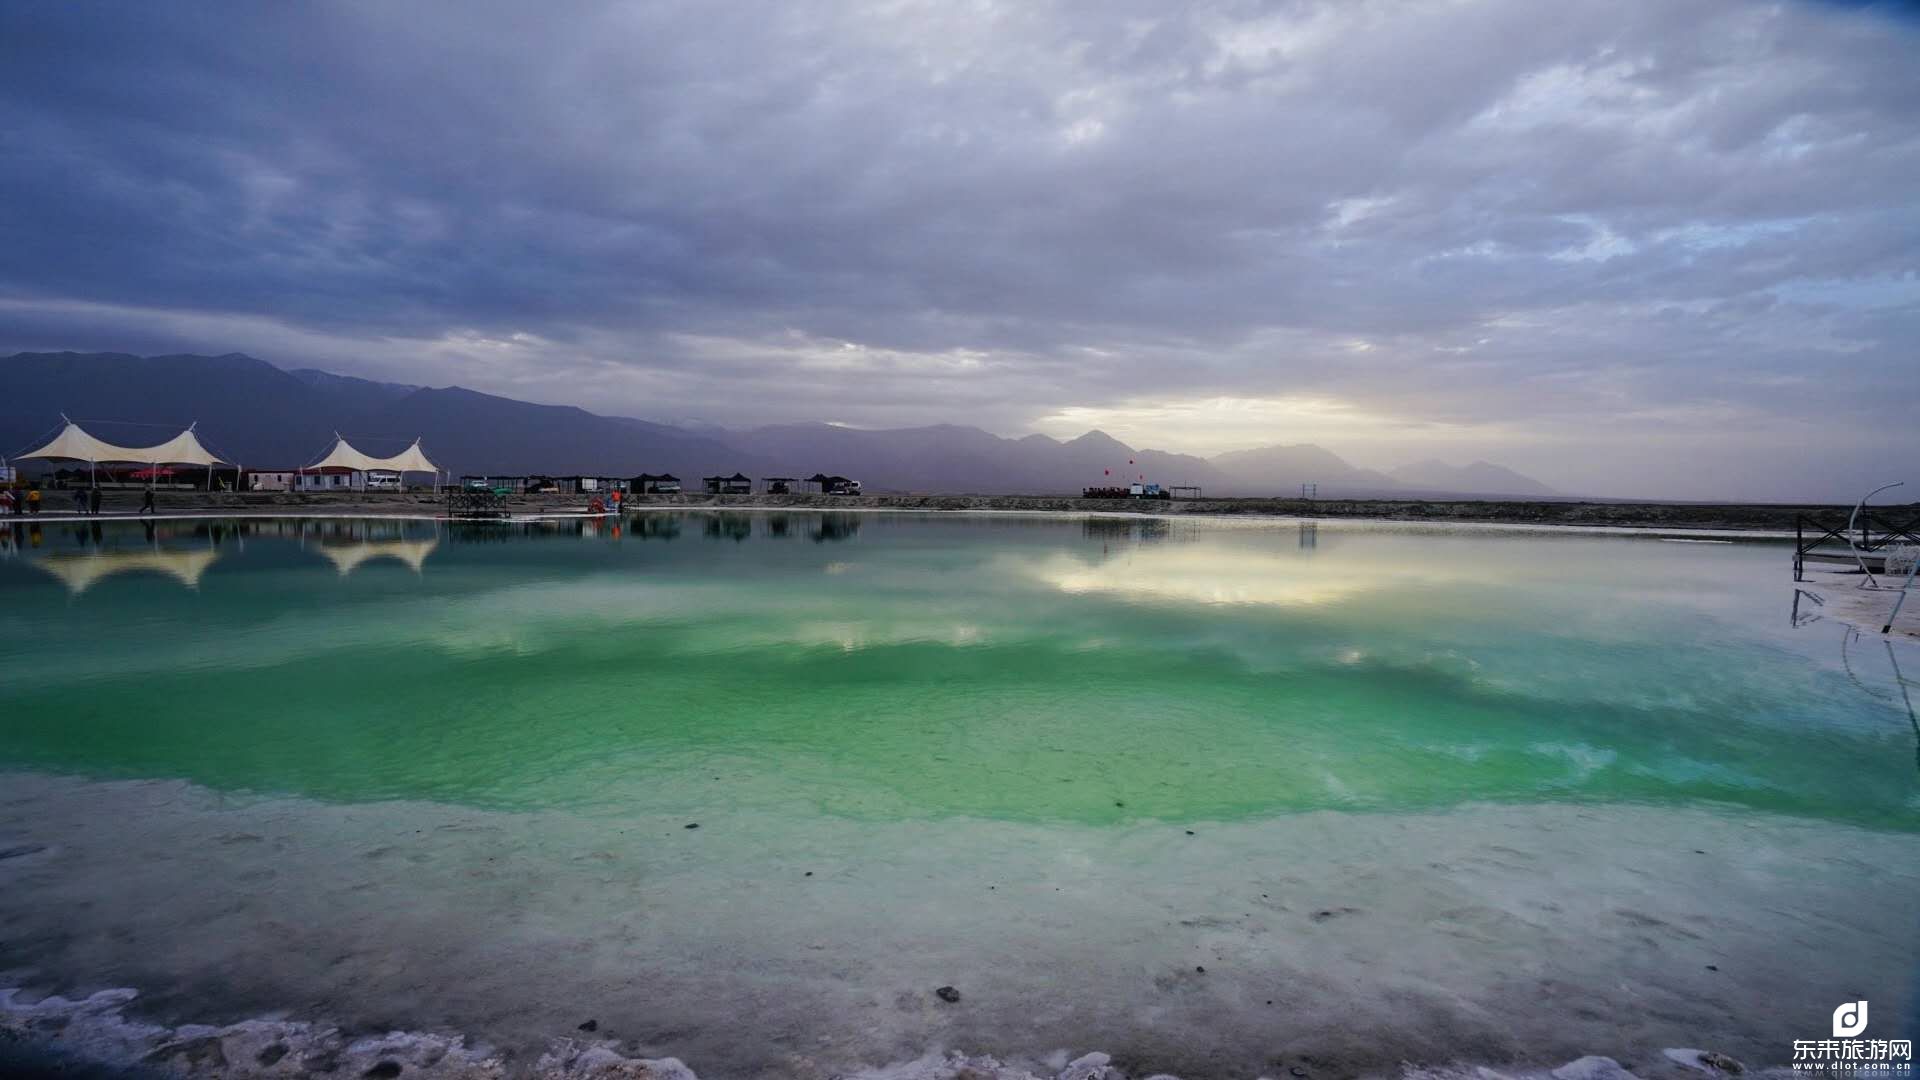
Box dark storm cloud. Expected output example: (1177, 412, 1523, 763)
(1, 0, 1916, 497)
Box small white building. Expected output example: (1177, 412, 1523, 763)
(247, 470, 297, 492)
(295, 468, 362, 491)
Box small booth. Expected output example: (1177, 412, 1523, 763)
(461, 475, 528, 494)
(632, 473, 681, 494)
(805, 473, 862, 496)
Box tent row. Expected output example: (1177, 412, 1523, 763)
(11, 420, 865, 498)
(8, 421, 440, 489)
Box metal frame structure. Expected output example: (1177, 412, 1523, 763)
(1793, 509, 1920, 582)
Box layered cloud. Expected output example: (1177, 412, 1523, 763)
(1, 0, 1916, 498)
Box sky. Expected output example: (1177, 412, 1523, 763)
(1, 1, 1917, 500)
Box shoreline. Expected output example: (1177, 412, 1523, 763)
(2, 488, 1880, 535)
(0, 498, 1817, 542)
(0, 986, 1781, 1080)
(3, 773, 1911, 1080)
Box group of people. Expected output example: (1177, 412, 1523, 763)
(0, 487, 39, 515)
(586, 488, 624, 515)
(0, 485, 157, 516)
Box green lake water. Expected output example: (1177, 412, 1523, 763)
(0, 512, 1915, 1076)
(0, 513, 1911, 829)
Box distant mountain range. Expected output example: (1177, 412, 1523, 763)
(1388, 458, 1556, 498)
(0, 351, 1559, 497)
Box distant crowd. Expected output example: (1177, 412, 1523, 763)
(1, 484, 158, 516)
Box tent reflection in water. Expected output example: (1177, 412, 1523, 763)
(36, 547, 222, 595)
(315, 537, 439, 576)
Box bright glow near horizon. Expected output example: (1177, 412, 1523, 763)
(1032, 395, 1468, 459)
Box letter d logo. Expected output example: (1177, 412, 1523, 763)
(1833, 1000, 1868, 1038)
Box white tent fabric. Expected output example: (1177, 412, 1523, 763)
(307, 438, 383, 473)
(307, 436, 439, 475)
(134, 427, 226, 467)
(17, 421, 225, 466)
(382, 439, 439, 475)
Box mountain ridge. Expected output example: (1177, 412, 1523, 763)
(0, 351, 1556, 496)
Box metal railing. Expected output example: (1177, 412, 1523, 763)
(1795, 510, 1920, 581)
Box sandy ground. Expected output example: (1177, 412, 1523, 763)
(2, 773, 1914, 1080)
(1, 488, 1902, 533)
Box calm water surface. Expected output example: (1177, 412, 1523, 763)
(0, 512, 1914, 1076)
(0, 513, 1911, 827)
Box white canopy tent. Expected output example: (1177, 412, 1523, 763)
(11, 419, 229, 487)
(302, 435, 442, 490)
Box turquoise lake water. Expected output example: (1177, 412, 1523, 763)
(0, 512, 1913, 1076)
(0, 513, 1911, 828)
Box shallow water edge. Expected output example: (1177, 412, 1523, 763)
(2, 772, 1912, 1079)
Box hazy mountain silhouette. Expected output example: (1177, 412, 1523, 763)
(289, 368, 420, 411)
(1389, 458, 1558, 497)
(0, 351, 1556, 496)
(1, 351, 340, 466)
(0, 352, 750, 477)
(1210, 443, 1403, 494)
(723, 423, 1218, 494)
(351, 386, 760, 479)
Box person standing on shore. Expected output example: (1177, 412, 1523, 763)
(141, 488, 155, 515)
(27, 487, 40, 515)
(72, 487, 87, 515)
(88, 486, 102, 516)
